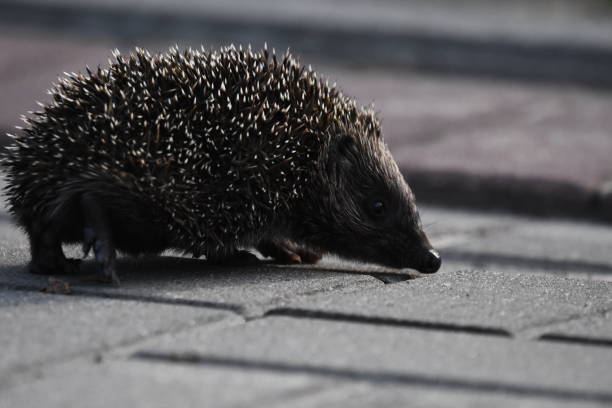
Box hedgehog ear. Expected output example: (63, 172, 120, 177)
(331, 134, 357, 173)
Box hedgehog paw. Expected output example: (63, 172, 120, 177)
(93, 238, 119, 286)
(80, 194, 119, 286)
(257, 240, 322, 264)
(82, 227, 118, 285)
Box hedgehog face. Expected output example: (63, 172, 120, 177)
(311, 133, 441, 274)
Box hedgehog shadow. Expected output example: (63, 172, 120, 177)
(85, 254, 375, 285)
(80, 255, 274, 283)
(0, 254, 411, 288)
(0, 255, 273, 288)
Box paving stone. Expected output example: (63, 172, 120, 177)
(419, 206, 519, 247)
(0, 358, 330, 408)
(442, 216, 612, 280)
(488, 220, 612, 266)
(0, 288, 239, 385)
(279, 269, 612, 337)
(2, 357, 604, 408)
(418, 207, 612, 280)
(129, 316, 612, 399)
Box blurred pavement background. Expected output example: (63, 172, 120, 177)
(1, 0, 612, 220)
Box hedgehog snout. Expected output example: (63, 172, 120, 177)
(409, 229, 441, 274)
(419, 248, 441, 274)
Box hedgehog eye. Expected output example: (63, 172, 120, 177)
(369, 200, 386, 218)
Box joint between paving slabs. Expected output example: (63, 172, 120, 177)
(515, 306, 612, 348)
(262, 307, 512, 338)
(129, 351, 612, 404)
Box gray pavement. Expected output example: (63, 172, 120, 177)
(1, 203, 612, 407)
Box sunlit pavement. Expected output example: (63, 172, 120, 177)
(1, 203, 611, 407)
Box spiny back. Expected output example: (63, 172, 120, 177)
(3, 45, 380, 255)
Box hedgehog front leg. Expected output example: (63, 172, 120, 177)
(257, 239, 322, 264)
(80, 193, 119, 285)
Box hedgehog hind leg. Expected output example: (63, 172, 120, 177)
(28, 220, 81, 276)
(80, 193, 119, 285)
(257, 239, 322, 264)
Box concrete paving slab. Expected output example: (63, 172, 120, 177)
(129, 316, 612, 401)
(441, 216, 612, 280)
(2, 357, 605, 408)
(275, 269, 612, 337)
(0, 358, 329, 408)
(0, 288, 239, 385)
(468, 217, 612, 260)
(420, 207, 519, 247)
(418, 207, 612, 281)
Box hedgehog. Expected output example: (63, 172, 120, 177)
(2, 45, 441, 285)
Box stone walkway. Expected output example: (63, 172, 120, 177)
(1, 205, 611, 407)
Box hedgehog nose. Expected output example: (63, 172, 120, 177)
(421, 249, 441, 274)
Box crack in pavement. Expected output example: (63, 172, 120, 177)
(131, 351, 612, 404)
(538, 333, 612, 348)
(263, 307, 512, 337)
